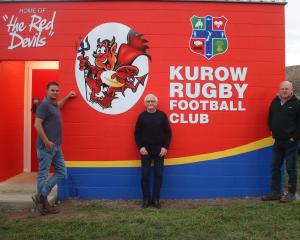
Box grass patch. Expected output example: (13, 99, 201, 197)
(1, 201, 300, 240)
(1, 158, 299, 239)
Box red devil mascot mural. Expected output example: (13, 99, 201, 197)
(77, 29, 151, 109)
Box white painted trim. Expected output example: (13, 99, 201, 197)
(23, 62, 31, 173)
(23, 61, 59, 172)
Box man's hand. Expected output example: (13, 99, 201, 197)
(44, 139, 55, 149)
(68, 91, 76, 98)
(139, 147, 148, 155)
(159, 147, 168, 157)
(58, 91, 76, 108)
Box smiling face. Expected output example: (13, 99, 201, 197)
(144, 94, 158, 113)
(279, 81, 293, 101)
(93, 39, 117, 71)
(46, 83, 60, 102)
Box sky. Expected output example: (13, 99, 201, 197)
(285, 0, 300, 66)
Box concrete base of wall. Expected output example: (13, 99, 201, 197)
(0, 172, 56, 210)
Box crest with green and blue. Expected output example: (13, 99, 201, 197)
(190, 15, 228, 60)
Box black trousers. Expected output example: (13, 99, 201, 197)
(141, 153, 164, 201)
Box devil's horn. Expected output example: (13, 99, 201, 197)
(110, 36, 116, 46)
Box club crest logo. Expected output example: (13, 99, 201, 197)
(189, 15, 228, 60)
(75, 23, 151, 114)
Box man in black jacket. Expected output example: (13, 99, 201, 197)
(134, 94, 172, 208)
(262, 81, 300, 203)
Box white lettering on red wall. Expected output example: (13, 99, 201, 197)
(2, 8, 56, 50)
(169, 65, 248, 124)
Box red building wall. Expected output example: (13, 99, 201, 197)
(0, 1, 285, 198)
(0, 61, 24, 181)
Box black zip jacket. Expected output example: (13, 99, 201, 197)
(268, 95, 300, 140)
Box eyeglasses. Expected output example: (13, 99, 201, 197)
(145, 100, 156, 103)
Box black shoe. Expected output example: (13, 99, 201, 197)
(152, 200, 161, 209)
(279, 193, 295, 203)
(261, 194, 281, 201)
(141, 200, 150, 208)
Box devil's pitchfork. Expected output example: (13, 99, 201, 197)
(78, 36, 91, 101)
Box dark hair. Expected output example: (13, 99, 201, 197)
(46, 81, 59, 90)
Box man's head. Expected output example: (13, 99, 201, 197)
(144, 94, 158, 112)
(279, 81, 293, 101)
(46, 81, 60, 101)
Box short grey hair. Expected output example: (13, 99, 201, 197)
(144, 94, 158, 102)
(280, 80, 294, 90)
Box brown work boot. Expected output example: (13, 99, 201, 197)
(32, 193, 47, 215)
(43, 198, 60, 214)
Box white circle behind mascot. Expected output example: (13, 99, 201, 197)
(75, 22, 150, 115)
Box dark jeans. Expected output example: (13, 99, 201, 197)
(271, 139, 298, 194)
(141, 153, 164, 202)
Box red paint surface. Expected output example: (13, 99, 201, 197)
(0, 2, 285, 164)
(0, 61, 24, 181)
